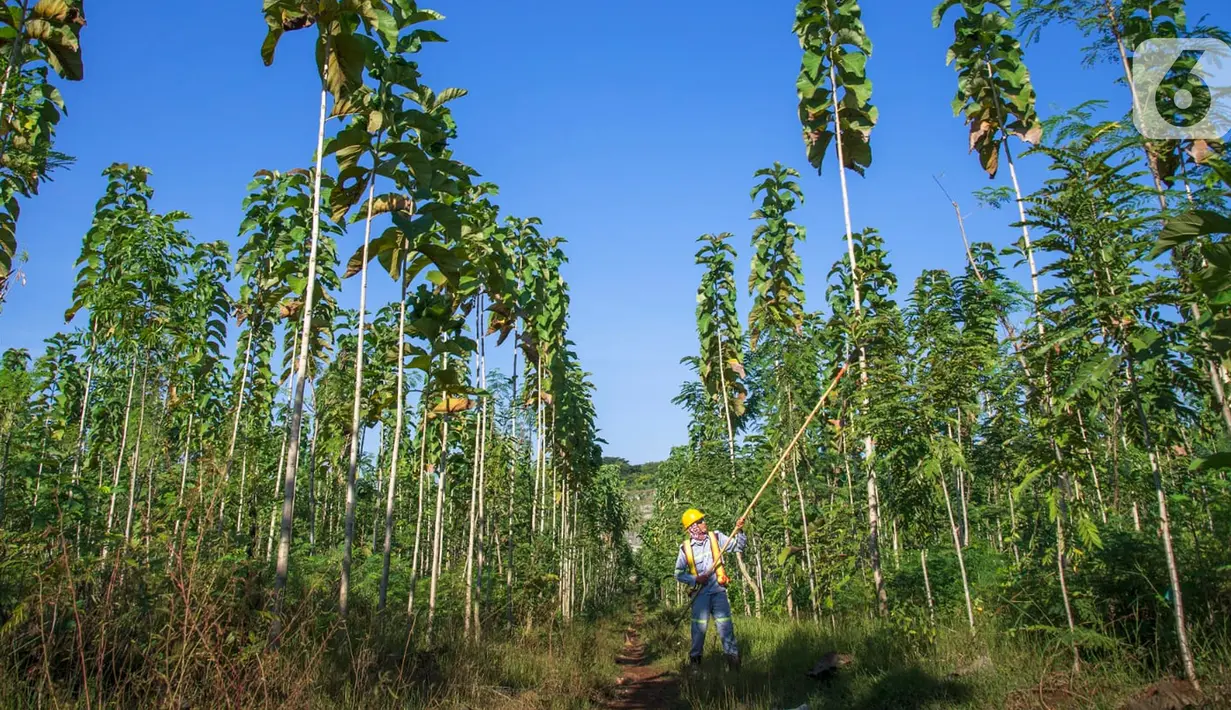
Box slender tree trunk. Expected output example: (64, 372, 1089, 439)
(840, 428, 856, 513)
(341, 151, 379, 617)
(69, 334, 95, 550)
(236, 454, 247, 535)
(265, 426, 288, 559)
(223, 329, 256, 490)
(104, 361, 140, 548)
(550, 411, 558, 546)
(473, 380, 489, 640)
(984, 78, 1083, 670)
(379, 285, 409, 611)
(177, 411, 193, 508)
(532, 354, 543, 534)
(427, 415, 449, 636)
(892, 519, 900, 570)
(1007, 488, 1020, 565)
(715, 335, 737, 473)
(1127, 361, 1198, 685)
(140, 388, 170, 556)
(754, 544, 765, 613)
(558, 485, 569, 618)
(1047, 437, 1083, 672)
(828, 51, 886, 615)
(736, 552, 758, 616)
(464, 390, 482, 637)
(122, 368, 151, 545)
(30, 418, 49, 511)
(464, 297, 485, 637)
(0, 429, 11, 525)
(506, 332, 519, 627)
(173, 403, 192, 531)
(1055, 512, 1081, 671)
(372, 438, 383, 553)
(790, 451, 819, 614)
(921, 548, 935, 622)
(408, 390, 430, 615)
(271, 70, 331, 642)
(938, 468, 974, 629)
(779, 475, 796, 619)
(957, 465, 969, 548)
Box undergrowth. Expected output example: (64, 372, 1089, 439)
(0, 531, 626, 709)
(639, 607, 1231, 710)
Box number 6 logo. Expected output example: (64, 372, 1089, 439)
(1132, 38, 1231, 141)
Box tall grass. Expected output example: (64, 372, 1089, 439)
(0, 528, 626, 709)
(640, 606, 1229, 710)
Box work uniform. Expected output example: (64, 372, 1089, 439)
(674, 529, 746, 661)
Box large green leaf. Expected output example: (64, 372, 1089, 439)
(1154, 210, 1231, 257)
(319, 29, 366, 98)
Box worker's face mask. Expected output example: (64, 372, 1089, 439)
(687, 522, 707, 541)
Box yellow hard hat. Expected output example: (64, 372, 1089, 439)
(681, 508, 705, 530)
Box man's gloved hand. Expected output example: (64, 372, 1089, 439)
(695, 571, 712, 585)
(735, 517, 746, 531)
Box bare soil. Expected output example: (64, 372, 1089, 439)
(599, 614, 681, 710)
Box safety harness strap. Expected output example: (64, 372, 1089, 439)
(709, 532, 730, 586)
(682, 533, 730, 587)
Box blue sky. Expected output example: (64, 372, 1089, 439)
(1, 1, 1228, 463)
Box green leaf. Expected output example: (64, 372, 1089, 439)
(1192, 452, 1231, 471)
(321, 30, 367, 98)
(1061, 353, 1122, 402)
(1155, 210, 1231, 257)
(261, 27, 284, 66)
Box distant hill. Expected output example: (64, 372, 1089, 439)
(601, 456, 662, 489)
(602, 457, 661, 551)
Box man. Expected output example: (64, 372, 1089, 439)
(674, 508, 746, 670)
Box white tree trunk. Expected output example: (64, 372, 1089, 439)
(378, 288, 408, 611)
(222, 329, 256, 487)
(271, 78, 330, 642)
(427, 416, 450, 637)
(1128, 364, 1198, 685)
(408, 401, 430, 614)
(341, 163, 378, 617)
(235, 454, 248, 535)
(828, 53, 886, 617)
(122, 372, 151, 544)
(939, 466, 974, 629)
(921, 548, 935, 622)
(103, 360, 139, 548)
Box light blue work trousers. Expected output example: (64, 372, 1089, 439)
(690, 588, 738, 659)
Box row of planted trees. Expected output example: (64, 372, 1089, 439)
(0, 1, 630, 703)
(638, 0, 1231, 686)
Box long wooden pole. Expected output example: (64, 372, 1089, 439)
(695, 358, 851, 591)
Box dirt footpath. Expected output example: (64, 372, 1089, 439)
(599, 612, 680, 709)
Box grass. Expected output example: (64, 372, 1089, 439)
(0, 590, 630, 709)
(636, 607, 1231, 710)
(383, 614, 629, 710)
(4, 550, 1228, 710)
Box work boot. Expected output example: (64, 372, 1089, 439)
(688, 655, 702, 674)
(725, 654, 741, 672)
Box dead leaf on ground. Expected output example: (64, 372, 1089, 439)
(1119, 679, 1203, 710)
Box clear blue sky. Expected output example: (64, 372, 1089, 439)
(1, 1, 1227, 463)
